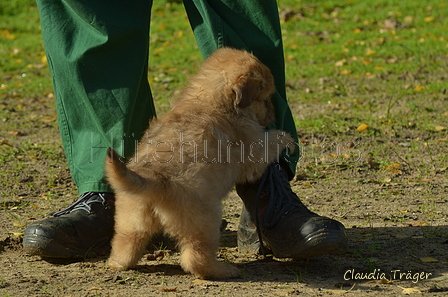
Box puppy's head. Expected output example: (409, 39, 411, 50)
(203, 48, 276, 127)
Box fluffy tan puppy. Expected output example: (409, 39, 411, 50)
(105, 47, 295, 279)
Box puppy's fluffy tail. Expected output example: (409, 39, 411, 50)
(105, 147, 148, 194)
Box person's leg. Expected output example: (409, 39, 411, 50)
(41, 0, 155, 193)
(184, 0, 348, 258)
(23, 0, 155, 258)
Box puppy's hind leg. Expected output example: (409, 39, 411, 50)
(175, 203, 240, 279)
(108, 193, 161, 271)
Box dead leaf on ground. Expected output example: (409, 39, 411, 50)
(409, 221, 429, 227)
(40, 116, 56, 123)
(146, 250, 165, 261)
(335, 59, 347, 67)
(401, 287, 422, 294)
(151, 285, 177, 292)
(365, 48, 376, 56)
(356, 123, 369, 132)
(301, 182, 314, 188)
(9, 130, 24, 136)
(385, 163, 402, 175)
(378, 278, 393, 284)
(12, 222, 24, 228)
(420, 257, 439, 263)
(413, 85, 424, 92)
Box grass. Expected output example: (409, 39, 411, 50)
(1, 0, 446, 117)
(278, 0, 447, 142)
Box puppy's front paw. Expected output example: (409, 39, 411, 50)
(107, 258, 128, 271)
(195, 262, 240, 280)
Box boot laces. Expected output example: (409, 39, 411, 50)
(255, 162, 308, 255)
(53, 192, 108, 217)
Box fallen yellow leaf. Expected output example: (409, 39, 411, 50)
(12, 222, 24, 228)
(413, 85, 424, 91)
(335, 59, 346, 67)
(402, 287, 422, 294)
(40, 116, 56, 123)
(0, 29, 16, 40)
(424, 16, 435, 22)
(365, 49, 376, 56)
(30, 203, 41, 208)
(356, 123, 369, 132)
(385, 162, 402, 174)
(302, 182, 314, 188)
(378, 278, 392, 284)
(420, 257, 438, 263)
(434, 125, 446, 132)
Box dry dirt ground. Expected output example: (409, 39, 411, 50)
(1, 77, 448, 296)
(2, 185, 448, 297)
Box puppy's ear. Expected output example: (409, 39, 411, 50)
(231, 74, 261, 108)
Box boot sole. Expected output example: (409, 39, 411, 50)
(269, 229, 349, 259)
(23, 233, 110, 259)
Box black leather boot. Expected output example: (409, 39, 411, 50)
(237, 163, 348, 258)
(23, 192, 115, 258)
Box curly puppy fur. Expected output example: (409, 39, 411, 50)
(105, 47, 295, 279)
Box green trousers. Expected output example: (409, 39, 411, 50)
(37, 0, 299, 194)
